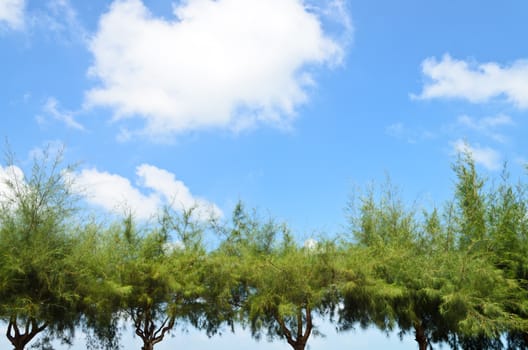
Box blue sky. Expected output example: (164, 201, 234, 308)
(2, 0, 528, 349)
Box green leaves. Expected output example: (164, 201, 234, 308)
(2, 149, 528, 350)
(214, 204, 340, 350)
(341, 154, 528, 349)
(0, 149, 82, 349)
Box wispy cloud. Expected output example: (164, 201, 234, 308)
(307, 0, 354, 45)
(456, 114, 514, 143)
(452, 139, 502, 171)
(1, 0, 86, 43)
(32, 0, 87, 43)
(414, 54, 528, 108)
(385, 122, 435, 143)
(0, 0, 25, 30)
(75, 164, 222, 221)
(85, 0, 350, 138)
(37, 97, 85, 130)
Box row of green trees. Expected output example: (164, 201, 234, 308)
(0, 151, 527, 350)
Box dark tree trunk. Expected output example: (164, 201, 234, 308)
(132, 307, 175, 350)
(141, 342, 154, 350)
(6, 316, 47, 350)
(275, 306, 312, 350)
(414, 322, 428, 350)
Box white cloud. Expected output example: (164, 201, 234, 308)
(304, 238, 318, 250)
(1, 0, 85, 39)
(75, 168, 159, 219)
(37, 97, 85, 130)
(456, 114, 514, 143)
(85, 0, 348, 138)
(452, 139, 502, 171)
(307, 0, 353, 44)
(0, 165, 24, 204)
(35, 0, 86, 43)
(415, 54, 528, 108)
(0, 0, 25, 30)
(75, 164, 222, 221)
(1, 0, 86, 42)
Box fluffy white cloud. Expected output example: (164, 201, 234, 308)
(0, 0, 25, 30)
(415, 54, 528, 108)
(85, 0, 347, 137)
(452, 139, 501, 171)
(75, 164, 222, 221)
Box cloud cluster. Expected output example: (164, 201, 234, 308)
(0, 0, 25, 30)
(75, 164, 222, 221)
(415, 54, 528, 108)
(85, 0, 347, 138)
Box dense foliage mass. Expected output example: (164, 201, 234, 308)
(0, 151, 527, 350)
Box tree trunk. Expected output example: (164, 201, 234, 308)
(132, 307, 175, 350)
(11, 341, 25, 350)
(141, 341, 154, 350)
(292, 342, 306, 350)
(6, 316, 47, 350)
(275, 306, 312, 350)
(414, 322, 428, 350)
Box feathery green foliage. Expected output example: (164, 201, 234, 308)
(0, 149, 82, 350)
(91, 208, 209, 350)
(0, 149, 527, 350)
(217, 203, 339, 350)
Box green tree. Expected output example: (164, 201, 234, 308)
(218, 204, 339, 350)
(484, 167, 528, 349)
(452, 151, 487, 249)
(346, 178, 518, 350)
(345, 184, 447, 350)
(94, 208, 210, 350)
(447, 154, 528, 349)
(336, 242, 402, 341)
(0, 151, 83, 350)
(69, 220, 128, 350)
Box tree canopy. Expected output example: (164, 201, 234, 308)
(1, 151, 527, 350)
(0, 151, 82, 350)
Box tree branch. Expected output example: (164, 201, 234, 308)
(274, 313, 296, 348)
(6, 316, 47, 348)
(152, 318, 175, 346)
(302, 305, 312, 344)
(153, 315, 175, 342)
(6, 317, 16, 342)
(296, 309, 303, 341)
